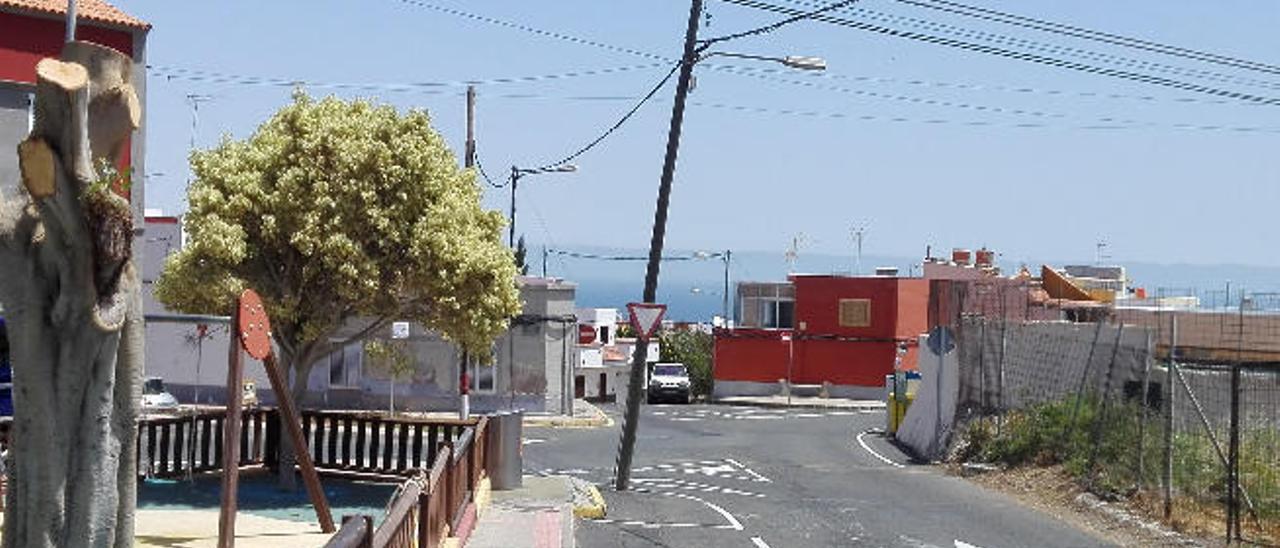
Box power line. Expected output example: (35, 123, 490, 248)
(148, 62, 672, 93)
(531, 61, 682, 170)
(891, 0, 1280, 77)
(392, 0, 668, 61)
(700, 0, 859, 46)
(775, 0, 1280, 92)
(720, 0, 1280, 106)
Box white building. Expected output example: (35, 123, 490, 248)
(572, 308, 657, 402)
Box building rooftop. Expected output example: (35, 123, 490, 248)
(0, 0, 150, 30)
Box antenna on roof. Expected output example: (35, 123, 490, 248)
(785, 233, 808, 274)
(850, 222, 869, 275)
(1095, 239, 1111, 266)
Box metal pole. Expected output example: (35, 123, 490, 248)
(615, 0, 703, 492)
(787, 331, 794, 406)
(508, 172, 517, 248)
(722, 250, 731, 324)
(65, 0, 76, 42)
(465, 85, 476, 168)
(542, 246, 548, 278)
(1164, 314, 1177, 520)
(1137, 327, 1153, 490)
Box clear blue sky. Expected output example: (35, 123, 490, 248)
(117, 0, 1280, 270)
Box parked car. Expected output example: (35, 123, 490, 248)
(647, 362, 692, 404)
(141, 376, 179, 412)
(241, 379, 258, 407)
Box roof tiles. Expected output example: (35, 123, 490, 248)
(0, 0, 149, 30)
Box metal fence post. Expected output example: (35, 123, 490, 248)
(1228, 364, 1241, 542)
(1163, 315, 1177, 520)
(1137, 327, 1153, 491)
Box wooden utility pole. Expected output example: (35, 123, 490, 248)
(615, 0, 704, 492)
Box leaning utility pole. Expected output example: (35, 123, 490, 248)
(465, 85, 476, 169)
(615, 0, 703, 492)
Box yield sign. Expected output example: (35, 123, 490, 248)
(627, 302, 667, 341)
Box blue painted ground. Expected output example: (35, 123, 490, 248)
(138, 470, 397, 523)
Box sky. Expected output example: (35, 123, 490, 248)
(116, 0, 1280, 278)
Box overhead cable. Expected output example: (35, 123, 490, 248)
(720, 0, 1280, 106)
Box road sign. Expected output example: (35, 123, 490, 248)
(578, 324, 597, 345)
(627, 302, 667, 341)
(391, 321, 410, 340)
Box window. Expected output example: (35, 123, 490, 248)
(469, 356, 496, 394)
(599, 325, 610, 345)
(839, 299, 872, 327)
(327, 343, 362, 387)
(761, 299, 794, 329)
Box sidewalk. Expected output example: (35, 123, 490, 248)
(134, 509, 330, 547)
(711, 394, 885, 410)
(467, 475, 589, 548)
(523, 399, 612, 428)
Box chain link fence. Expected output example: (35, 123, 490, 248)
(950, 284, 1280, 544)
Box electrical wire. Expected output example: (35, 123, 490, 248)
(530, 61, 682, 171)
(700, 0, 859, 46)
(386, 0, 1278, 109)
(891, 0, 1280, 77)
(774, 0, 1280, 92)
(719, 0, 1280, 106)
(392, 0, 668, 61)
(475, 158, 505, 189)
(148, 62, 672, 93)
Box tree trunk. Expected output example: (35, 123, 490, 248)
(0, 42, 142, 548)
(273, 346, 315, 491)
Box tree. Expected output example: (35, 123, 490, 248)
(514, 235, 530, 275)
(0, 42, 143, 548)
(658, 328, 714, 397)
(155, 91, 521, 485)
(363, 339, 415, 416)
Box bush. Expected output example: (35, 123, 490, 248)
(658, 329, 714, 396)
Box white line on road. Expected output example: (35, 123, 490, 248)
(856, 429, 905, 468)
(751, 536, 772, 548)
(954, 540, 984, 548)
(664, 492, 744, 531)
(725, 458, 773, 483)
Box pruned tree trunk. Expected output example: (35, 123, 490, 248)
(0, 42, 142, 548)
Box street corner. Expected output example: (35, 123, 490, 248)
(570, 477, 607, 519)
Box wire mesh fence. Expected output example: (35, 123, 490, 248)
(951, 285, 1280, 544)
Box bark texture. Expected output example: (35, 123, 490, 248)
(0, 41, 142, 548)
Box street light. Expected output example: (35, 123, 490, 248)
(614, 0, 829, 492)
(508, 164, 577, 248)
(700, 51, 828, 71)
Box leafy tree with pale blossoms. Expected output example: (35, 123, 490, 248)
(157, 91, 519, 432)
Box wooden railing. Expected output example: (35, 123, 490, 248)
(137, 408, 274, 478)
(334, 415, 493, 548)
(295, 411, 469, 477)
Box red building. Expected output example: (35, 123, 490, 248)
(714, 274, 929, 400)
(0, 0, 149, 215)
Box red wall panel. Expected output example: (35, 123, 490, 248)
(713, 329, 790, 383)
(793, 276, 900, 339)
(793, 339, 895, 386)
(0, 12, 134, 84)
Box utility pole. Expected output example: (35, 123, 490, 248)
(542, 246, 549, 278)
(461, 86, 477, 420)
(508, 167, 519, 248)
(465, 85, 476, 169)
(722, 249, 731, 324)
(615, 0, 703, 492)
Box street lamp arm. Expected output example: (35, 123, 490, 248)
(699, 51, 827, 71)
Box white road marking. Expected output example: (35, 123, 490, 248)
(955, 540, 984, 548)
(522, 438, 546, 445)
(725, 458, 772, 483)
(751, 536, 772, 548)
(828, 411, 856, 416)
(795, 413, 823, 418)
(664, 492, 744, 531)
(671, 417, 703, 422)
(856, 429, 905, 468)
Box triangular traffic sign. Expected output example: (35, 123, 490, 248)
(627, 302, 667, 340)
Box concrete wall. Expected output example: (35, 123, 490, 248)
(0, 84, 30, 202)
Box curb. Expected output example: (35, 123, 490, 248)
(569, 478, 607, 519)
(708, 398, 886, 411)
(524, 414, 613, 429)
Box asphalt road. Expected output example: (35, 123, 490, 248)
(522, 403, 1113, 548)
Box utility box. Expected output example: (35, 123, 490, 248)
(488, 410, 524, 490)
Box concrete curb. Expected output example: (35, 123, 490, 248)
(524, 400, 614, 428)
(709, 397, 886, 411)
(569, 478, 607, 519)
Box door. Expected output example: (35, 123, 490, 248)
(598, 373, 608, 401)
(574, 375, 586, 398)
